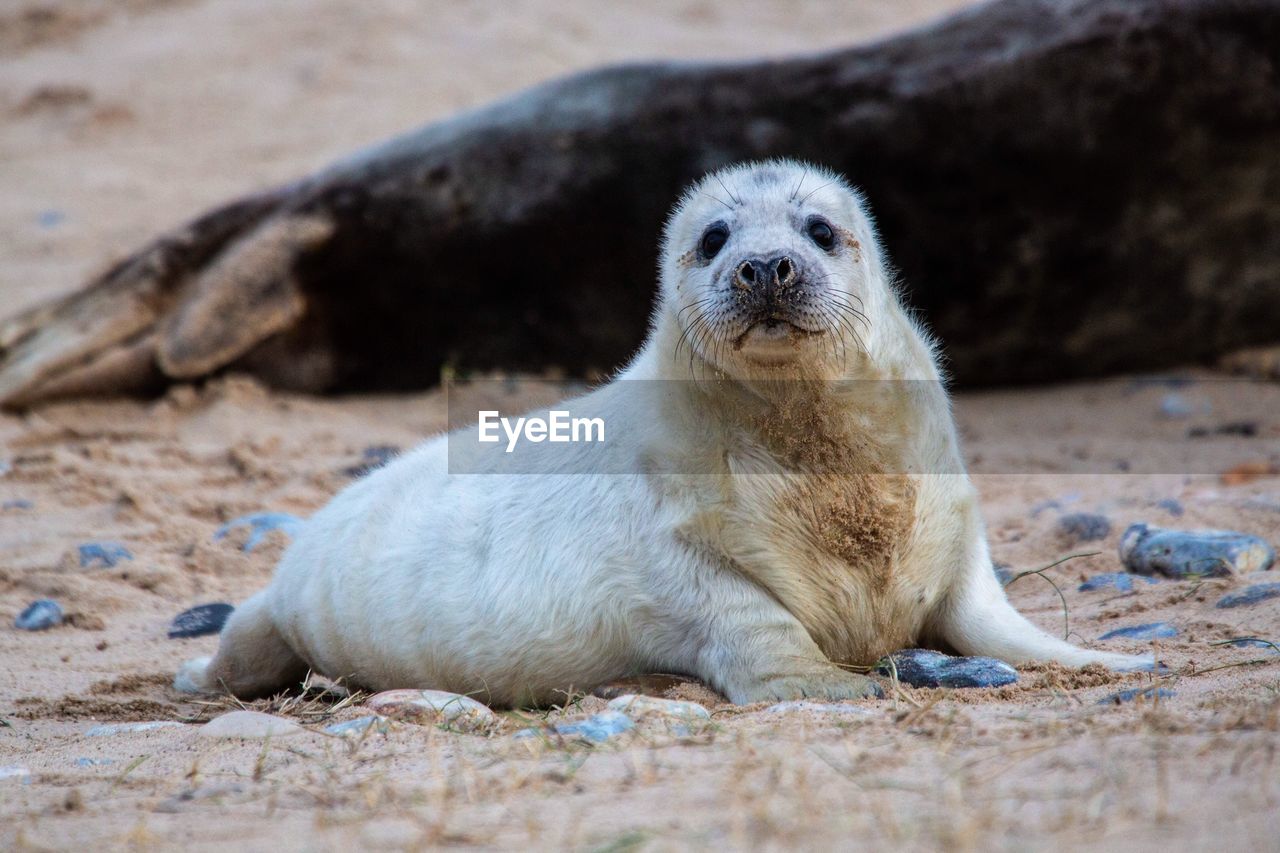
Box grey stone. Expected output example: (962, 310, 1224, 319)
(1216, 583, 1280, 609)
(15, 599, 62, 631)
(78, 542, 132, 568)
(343, 445, 400, 478)
(199, 711, 304, 739)
(877, 649, 1018, 689)
(365, 689, 498, 731)
(515, 710, 635, 743)
(1098, 622, 1178, 641)
(168, 603, 234, 638)
(1119, 523, 1274, 578)
(324, 716, 389, 737)
(213, 512, 304, 552)
(1078, 573, 1161, 593)
(1058, 512, 1112, 543)
(606, 695, 710, 720)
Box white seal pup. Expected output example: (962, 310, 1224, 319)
(177, 160, 1147, 705)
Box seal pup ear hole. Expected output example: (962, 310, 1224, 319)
(699, 222, 730, 260)
(806, 216, 837, 252)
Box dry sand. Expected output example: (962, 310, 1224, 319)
(2, 2, 1280, 851)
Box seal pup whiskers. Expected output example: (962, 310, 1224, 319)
(177, 160, 1148, 705)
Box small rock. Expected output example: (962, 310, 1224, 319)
(15, 599, 63, 631)
(1098, 687, 1176, 705)
(365, 689, 497, 731)
(1159, 393, 1196, 419)
(877, 649, 1018, 689)
(37, 209, 65, 229)
(1154, 498, 1184, 517)
(343, 445, 401, 477)
(1030, 493, 1081, 518)
(1098, 622, 1178, 641)
(199, 710, 303, 739)
(214, 512, 304, 552)
(324, 715, 389, 737)
(764, 701, 873, 716)
(1119, 523, 1275, 578)
(0, 766, 31, 783)
(1078, 573, 1162, 593)
(168, 603, 234, 639)
(78, 542, 132, 568)
(605, 694, 710, 720)
(74, 757, 114, 767)
(2, 499, 33, 510)
(86, 721, 184, 737)
(1215, 583, 1280, 609)
(1058, 512, 1111, 543)
(1189, 421, 1259, 438)
(515, 710, 634, 743)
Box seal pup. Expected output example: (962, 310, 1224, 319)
(177, 160, 1147, 705)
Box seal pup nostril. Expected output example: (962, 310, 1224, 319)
(773, 256, 795, 288)
(735, 260, 759, 290)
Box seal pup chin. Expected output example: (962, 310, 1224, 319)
(176, 159, 1151, 707)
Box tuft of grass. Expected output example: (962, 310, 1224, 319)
(1004, 551, 1099, 640)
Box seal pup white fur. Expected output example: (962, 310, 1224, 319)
(177, 160, 1148, 705)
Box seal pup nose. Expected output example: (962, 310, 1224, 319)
(734, 256, 797, 293)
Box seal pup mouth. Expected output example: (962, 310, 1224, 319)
(733, 317, 825, 354)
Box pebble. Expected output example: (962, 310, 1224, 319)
(168, 603, 234, 639)
(365, 689, 498, 731)
(323, 715, 389, 737)
(78, 541, 132, 568)
(1058, 512, 1111, 543)
(0, 766, 31, 783)
(86, 721, 184, 737)
(1155, 498, 1184, 517)
(1159, 393, 1196, 419)
(515, 710, 634, 743)
(214, 512, 304, 552)
(2, 499, 33, 510)
(74, 758, 114, 767)
(37, 209, 65, 229)
(605, 695, 710, 720)
(343, 445, 401, 478)
(1098, 622, 1178, 641)
(764, 701, 873, 716)
(199, 710, 303, 739)
(876, 649, 1018, 689)
(15, 599, 63, 631)
(1215, 583, 1280, 609)
(1098, 687, 1176, 705)
(1078, 573, 1161, 593)
(1119, 523, 1275, 578)
(1030, 493, 1081, 518)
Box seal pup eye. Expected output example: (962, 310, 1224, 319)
(807, 217, 836, 251)
(699, 223, 729, 259)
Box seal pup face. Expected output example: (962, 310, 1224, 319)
(661, 160, 882, 377)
